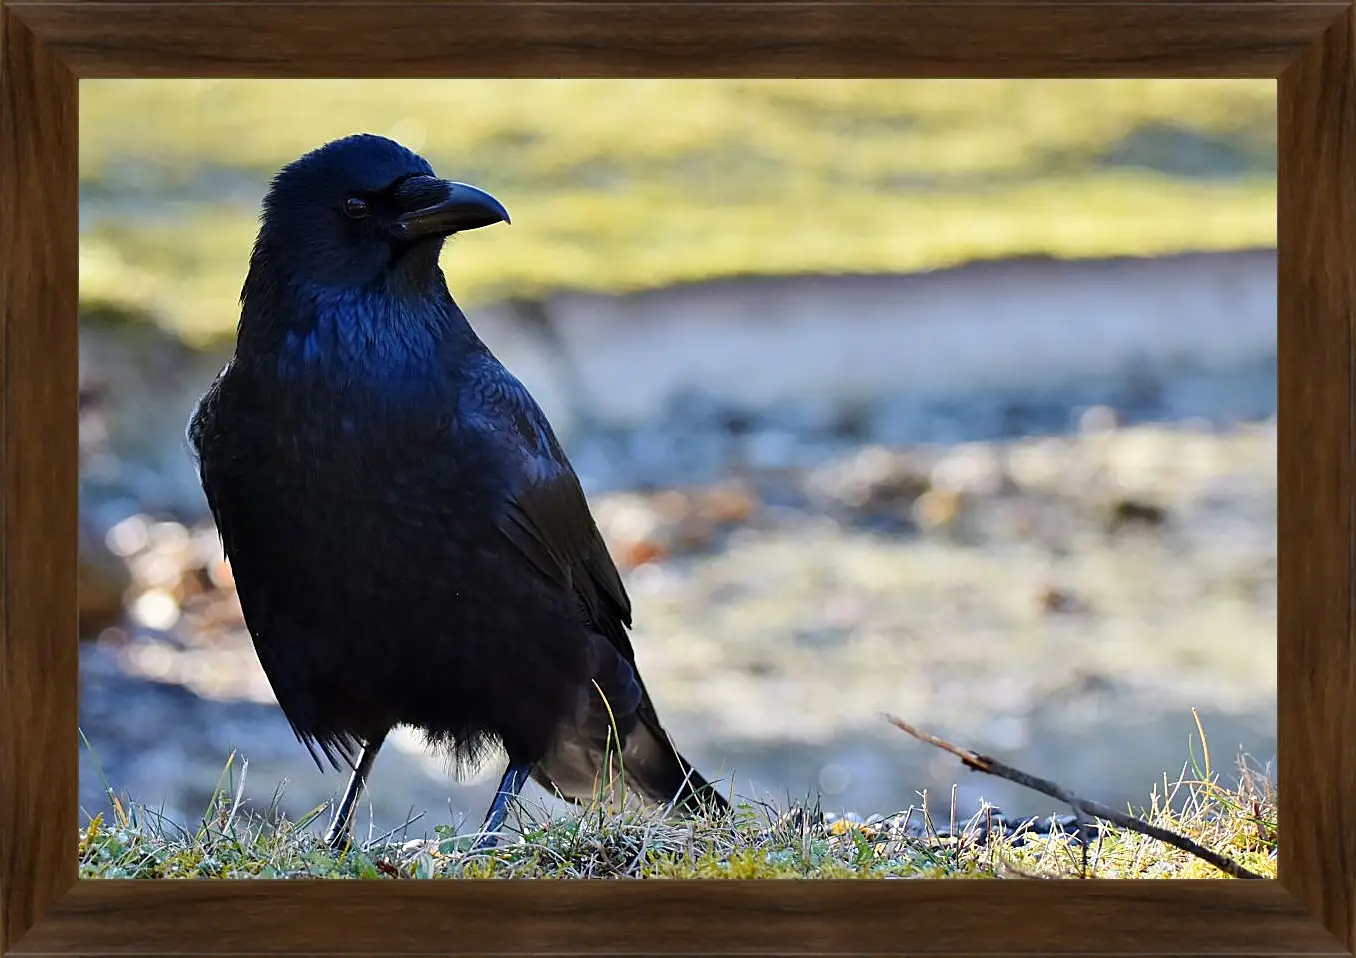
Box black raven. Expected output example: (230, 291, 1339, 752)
(188, 133, 728, 848)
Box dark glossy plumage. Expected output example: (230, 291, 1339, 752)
(188, 134, 727, 845)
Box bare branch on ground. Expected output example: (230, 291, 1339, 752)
(883, 713, 1266, 881)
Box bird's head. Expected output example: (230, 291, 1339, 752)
(250, 133, 510, 292)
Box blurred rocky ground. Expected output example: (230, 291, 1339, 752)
(76, 256, 1277, 837)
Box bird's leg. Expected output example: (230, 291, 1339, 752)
(471, 762, 533, 850)
(324, 731, 388, 850)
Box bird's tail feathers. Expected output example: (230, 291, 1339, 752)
(618, 718, 731, 816)
(532, 714, 730, 818)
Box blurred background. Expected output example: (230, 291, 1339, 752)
(77, 80, 1277, 837)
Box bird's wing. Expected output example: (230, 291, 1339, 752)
(463, 360, 633, 648)
(470, 362, 729, 809)
(500, 458, 724, 808)
(496, 425, 636, 660)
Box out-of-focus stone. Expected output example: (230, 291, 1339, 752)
(930, 443, 1009, 497)
(1103, 497, 1170, 534)
(1036, 583, 1083, 615)
(1078, 404, 1120, 434)
(79, 518, 132, 639)
(913, 488, 963, 532)
(807, 445, 931, 526)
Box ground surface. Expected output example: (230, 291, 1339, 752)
(79, 398, 1276, 836)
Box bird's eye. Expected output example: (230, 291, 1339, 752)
(343, 197, 369, 219)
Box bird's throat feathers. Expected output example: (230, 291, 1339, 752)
(240, 269, 480, 394)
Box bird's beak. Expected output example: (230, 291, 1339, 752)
(389, 177, 510, 241)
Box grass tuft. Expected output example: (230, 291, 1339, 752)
(79, 750, 1277, 880)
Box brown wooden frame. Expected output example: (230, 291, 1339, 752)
(0, 1, 1349, 955)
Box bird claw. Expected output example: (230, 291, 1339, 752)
(466, 830, 503, 853)
(324, 827, 355, 852)
(430, 828, 501, 857)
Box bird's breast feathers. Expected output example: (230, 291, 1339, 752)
(202, 348, 566, 519)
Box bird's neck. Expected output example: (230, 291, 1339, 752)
(240, 272, 485, 392)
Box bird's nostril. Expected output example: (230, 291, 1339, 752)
(392, 175, 450, 211)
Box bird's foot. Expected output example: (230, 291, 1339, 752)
(461, 761, 532, 855)
(466, 829, 503, 854)
(324, 824, 355, 852)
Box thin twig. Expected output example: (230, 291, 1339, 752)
(883, 713, 1265, 880)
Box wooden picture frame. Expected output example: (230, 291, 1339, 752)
(1, 1, 1349, 954)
